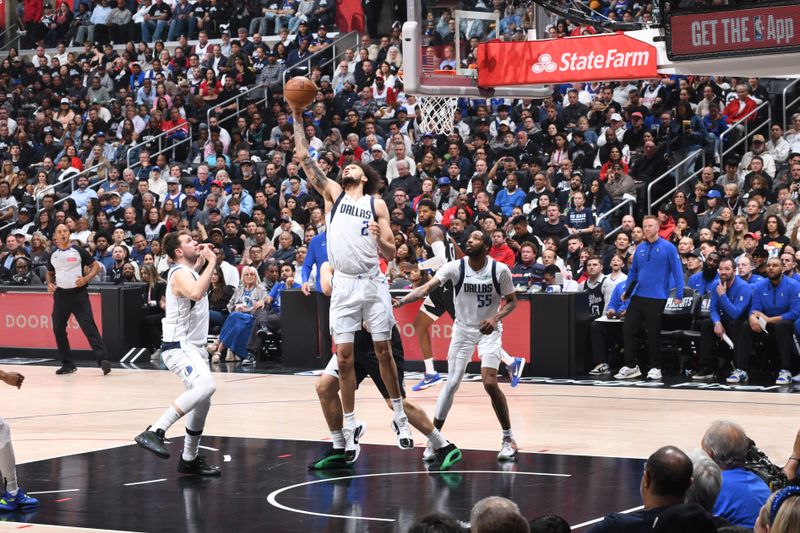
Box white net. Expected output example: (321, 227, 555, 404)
(417, 96, 458, 136)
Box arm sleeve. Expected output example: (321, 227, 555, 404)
(608, 283, 625, 313)
(46, 252, 55, 273)
(269, 283, 280, 300)
(781, 281, 800, 321)
(670, 245, 684, 299)
(710, 284, 722, 323)
(624, 251, 639, 297)
(750, 285, 763, 315)
(719, 282, 751, 320)
(418, 240, 447, 271)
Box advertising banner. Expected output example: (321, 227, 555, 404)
(477, 33, 657, 86)
(0, 291, 103, 350)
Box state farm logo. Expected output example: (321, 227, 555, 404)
(532, 54, 557, 74)
(530, 48, 652, 75)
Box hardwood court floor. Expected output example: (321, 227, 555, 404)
(0, 364, 797, 531)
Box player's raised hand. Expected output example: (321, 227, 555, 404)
(0, 371, 24, 389)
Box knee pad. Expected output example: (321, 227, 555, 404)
(192, 373, 217, 401)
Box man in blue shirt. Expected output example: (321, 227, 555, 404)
(694, 257, 751, 381)
(301, 231, 328, 294)
(687, 251, 720, 296)
(730, 256, 800, 385)
(589, 280, 629, 376)
(701, 420, 770, 529)
(617, 216, 684, 381)
(494, 174, 526, 217)
(736, 255, 764, 285)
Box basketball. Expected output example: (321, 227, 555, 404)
(284, 77, 319, 110)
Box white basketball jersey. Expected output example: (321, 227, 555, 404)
(435, 258, 515, 329)
(326, 192, 380, 276)
(162, 265, 209, 346)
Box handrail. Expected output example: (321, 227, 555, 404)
(205, 82, 269, 139)
(596, 197, 635, 241)
(783, 78, 800, 131)
(36, 161, 107, 213)
(281, 31, 359, 86)
(718, 99, 771, 165)
(126, 122, 193, 167)
(0, 24, 21, 52)
(650, 163, 706, 215)
(646, 148, 703, 214)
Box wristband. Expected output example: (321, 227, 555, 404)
(789, 456, 800, 462)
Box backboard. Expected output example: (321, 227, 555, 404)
(401, 0, 551, 99)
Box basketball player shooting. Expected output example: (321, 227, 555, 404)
(290, 105, 413, 463)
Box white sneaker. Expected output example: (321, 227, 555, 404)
(422, 441, 437, 462)
(614, 365, 641, 380)
(589, 363, 610, 375)
(776, 369, 792, 386)
(342, 427, 358, 464)
(497, 437, 518, 461)
(726, 369, 748, 384)
(391, 416, 414, 450)
(647, 367, 662, 381)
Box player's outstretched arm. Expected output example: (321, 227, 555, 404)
(290, 107, 340, 204)
(393, 277, 441, 307)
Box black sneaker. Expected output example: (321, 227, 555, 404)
(100, 360, 111, 375)
(177, 455, 221, 476)
(427, 443, 463, 472)
(135, 427, 170, 459)
(308, 448, 350, 470)
(55, 365, 77, 375)
(692, 367, 715, 381)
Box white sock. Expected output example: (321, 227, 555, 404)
(391, 398, 405, 418)
(500, 350, 514, 366)
(502, 428, 514, 440)
(331, 430, 345, 449)
(426, 429, 448, 449)
(424, 358, 435, 375)
(343, 412, 356, 429)
(153, 407, 182, 433)
(182, 428, 202, 462)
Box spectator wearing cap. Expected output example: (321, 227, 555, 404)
(596, 112, 627, 147)
(739, 134, 777, 182)
(698, 189, 724, 229)
(147, 165, 168, 199)
(604, 161, 636, 206)
(10, 206, 34, 238)
(622, 111, 647, 151)
(164, 176, 186, 210)
(700, 420, 770, 528)
(587, 446, 692, 532)
(432, 177, 458, 211)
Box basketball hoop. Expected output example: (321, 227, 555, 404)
(417, 95, 458, 136)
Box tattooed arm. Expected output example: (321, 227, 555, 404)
(291, 108, 341, 205)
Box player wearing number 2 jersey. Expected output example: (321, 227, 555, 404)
(395, 230, 521, 461)
(291, 105, 412, 465)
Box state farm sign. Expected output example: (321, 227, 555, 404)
(477, 33, 657, 86)
(668, 3, 800, 60)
